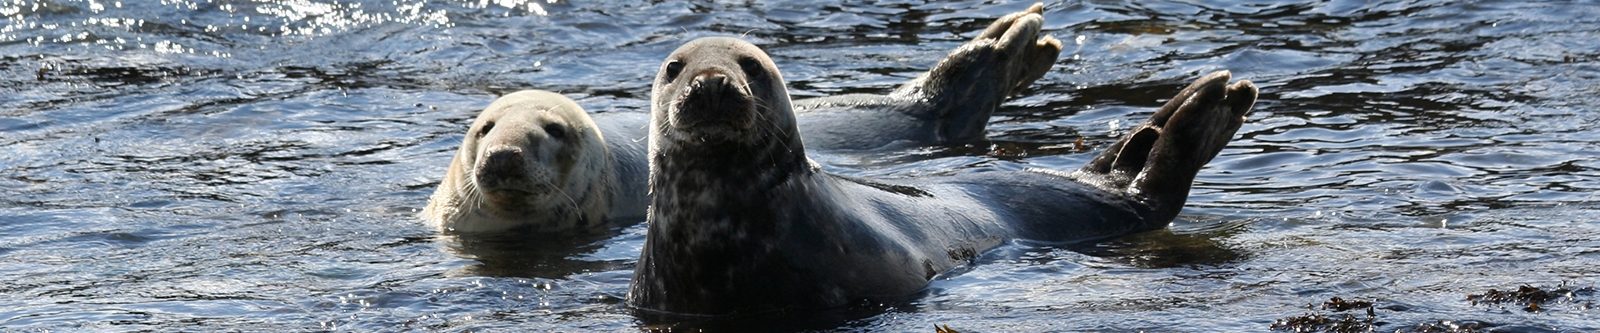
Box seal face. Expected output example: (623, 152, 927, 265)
(423, 90, 614, 233)
(646, 37, 812, 206)
(649, 37, 802, 157)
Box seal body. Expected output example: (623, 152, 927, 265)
(425, 5, 1064, 232)
(629, 169, 1160, 316)
(627, 35, 1259, 317)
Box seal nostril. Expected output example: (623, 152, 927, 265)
(695, 74, 728, 96)
(705, 74, 725, 86)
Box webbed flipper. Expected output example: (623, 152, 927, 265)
(1079, 71, 1259, 221)
(894, 3, 1063, 142)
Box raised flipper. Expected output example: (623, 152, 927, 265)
(892, 3, 1064, 142)
(1076, 71, 1259, 222)
(790, 4, 1061, 150)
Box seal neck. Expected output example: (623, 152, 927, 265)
(645, 133, 811, 215)
(633, 119, 819, 316)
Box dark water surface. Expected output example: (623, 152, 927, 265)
(4, 0, 1599, 331)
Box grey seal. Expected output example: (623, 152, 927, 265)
(626, 33, 1259, 317)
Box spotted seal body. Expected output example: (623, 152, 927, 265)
(626, 35, 1259, 317)
(424, 6, 1062, 233)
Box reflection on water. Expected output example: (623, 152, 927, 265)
(2, 0, 1598, 331)
(440, 225, 631, 279)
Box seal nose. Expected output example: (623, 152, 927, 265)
(673, 71, 754, 132)
(696, 73, 727, 95)
(481, 148, 527, 177)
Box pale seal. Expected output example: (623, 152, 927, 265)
(425, 5, 1062, 233)
(421, 90, 624, 233)
(626, 33, 1259, 318)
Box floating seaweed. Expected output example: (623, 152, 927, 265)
(1322, 297, 1374, 312)
(1269, 312, 1374, 333)
(1270, 297, 1377, 333)
(1465, 283, 1596, 312)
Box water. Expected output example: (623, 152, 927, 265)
(3, 0, 1598, 331)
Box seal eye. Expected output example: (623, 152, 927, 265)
(737, 56, 764, 78)
(476, 121, 495, 139)
(543, 123, 568, 140)
(663, 60, 684, 82)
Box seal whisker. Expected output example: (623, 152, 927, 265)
(542, 177, 583, 219)
(747, 94, 798, 155)
(463, 172, 486, 213)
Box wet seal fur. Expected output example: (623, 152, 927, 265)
(627, 35, 1258, 318)
(423, 5, 1062, 233)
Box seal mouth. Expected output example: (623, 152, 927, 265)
(670, 72, 756, 137)
(475, 177, 557, 212)
(476, 175, 554, 198)
(478, 185, 541, 197)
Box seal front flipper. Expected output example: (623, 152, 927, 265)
(1075, 71, 1259, 222)
(892, 3, 1063, 142)
(786, 4, 1060, 150)
(970, 3, 1061, 94)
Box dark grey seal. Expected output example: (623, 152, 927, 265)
(627, 33, 1258, 317)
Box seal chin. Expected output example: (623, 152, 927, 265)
(666, 109, 754, 146)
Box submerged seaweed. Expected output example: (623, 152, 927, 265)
(1466, 283, 1597, 312)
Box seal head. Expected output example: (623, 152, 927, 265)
(650, 37, 802, 156)
(647, 37, 810, 196)
(423, 90, 614, 233)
